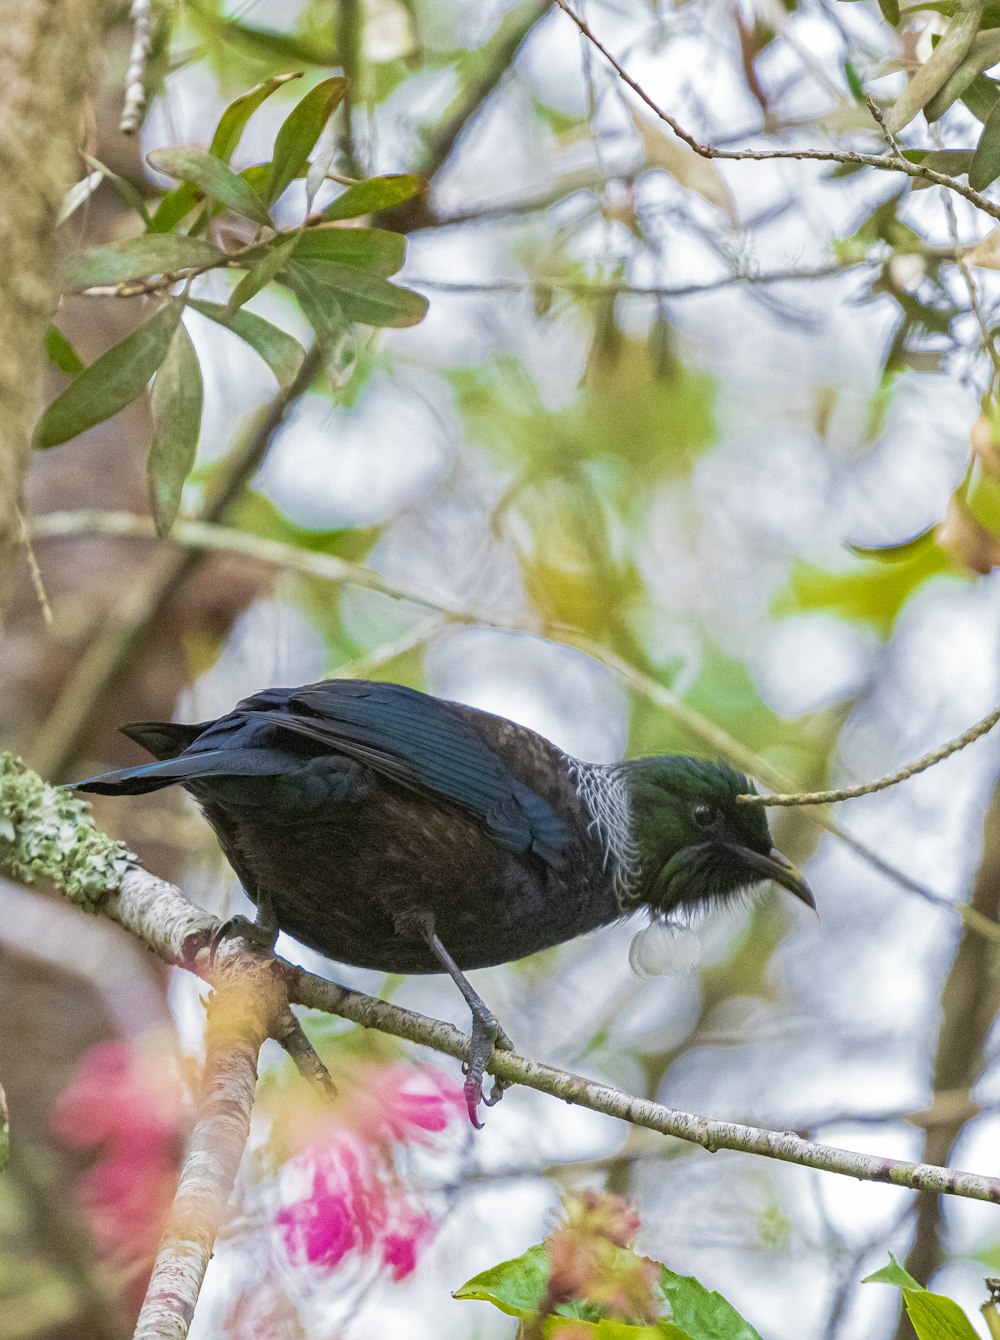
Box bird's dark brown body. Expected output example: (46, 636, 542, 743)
(200, 703, 618, 974)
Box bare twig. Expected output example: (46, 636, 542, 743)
(120, 0, 154, 136)
(550, 0, 1000, 224)
(405, 265, 857, 298)
(16, 505, 52, 625)
(736, 700, 1000, 808)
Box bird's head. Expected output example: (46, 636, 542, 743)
(626, 756, 814, 915)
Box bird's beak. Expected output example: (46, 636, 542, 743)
(730, 846, 816, 910)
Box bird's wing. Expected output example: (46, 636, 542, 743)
(239, 680, 569, 866)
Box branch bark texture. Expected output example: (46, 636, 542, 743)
(0, 0, 103, 597)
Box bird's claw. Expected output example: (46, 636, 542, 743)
(208, 913, 278, 969)
(462, 1013, 514, 1127)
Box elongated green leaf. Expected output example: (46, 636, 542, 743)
(962, 73, 1000, 121)
(188, 298, 305, 387)
(202, 13, 337, 65)
(266, 76, 349, 206)
(36, 301, 182, 448)
(81, 153, 152, 224)
(210, 72, 303, 162)
(282, 261, 349, 348)
(320, 173, 424, 220)
(291, 225, 405, 275)
(45, 326, 84, 377)
(971, 99, 1000, 189)
(878, 0, 901, 24)
(58, 171, 104, 225)
(226, 236, 299, 315)
(147, 181, 202, 234)
(148, 322, 203, 536)
(903, 1291, 980, 1340)
(61, 235, 224, 291)
(147, 146, 272, 227)
(286, 257, 427, 327)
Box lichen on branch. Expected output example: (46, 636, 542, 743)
(0, 751, 133, 906)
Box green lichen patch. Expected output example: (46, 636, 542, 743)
(0, 752, 134, 909)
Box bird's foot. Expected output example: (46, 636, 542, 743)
(462, 1014, 514, 1128)
(209, 913, 279, 969)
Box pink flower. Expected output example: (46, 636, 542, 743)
(273, 1060, 462, 1284)
(50, 1037, 185, 1290)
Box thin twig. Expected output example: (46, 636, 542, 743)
(736, 700, 1000, 807)
(120, 0, 154, 136)
(16, 506, 52, 625)
(550, 0, 1000, 224)
(29, 508, 1000, 944)
(405, 265, 857, 298)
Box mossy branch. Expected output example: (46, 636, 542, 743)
(0, 751, 133, 906)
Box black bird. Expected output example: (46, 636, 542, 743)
(74, 679, 814, 1123)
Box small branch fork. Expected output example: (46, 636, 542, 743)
(551, 0, 1000, 223)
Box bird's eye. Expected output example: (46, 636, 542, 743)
(692, 803, 716, 828)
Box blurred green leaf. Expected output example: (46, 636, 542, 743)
(877, 0, 901, 24)
(80, 152, 152, 224)
(35, 301, 182, 448)
(60, 235, 223, 291)
(226, 235, 299, 315)
(962, 72, 1000, 121)
(971, 99, 1000, 188)
(778, 541, 957, 633)
(44, 326, 84, 377)
(290, 225, 406, 275)
(283, 260, 349, 348)
(149, 322, 204, 536)
(210, 71, 303, 161)
(147, 146, 272, 227)
(284, 257, 428, 327)
(194, 8, 338, 66)
(146, 181, 201, 234)
(188, 298, 306, 386)
(320, 173, 424, 220)
(660, 1266, 764, 1340)
(266, 76, 349, 206)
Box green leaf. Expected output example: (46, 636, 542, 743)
(147, 146, 272, 227)
(81, 152, 152, 224)
(878, 0, 901, 23)
(970, 99, 1000, 189)
(266, 76, 349, 206)
(903, 1291, 981, 1340)
(148, 322, 203, 536)
(198, 11, 338, 66)
(146, 181, 202, 234)
(291, 225, 406, 276)
(659, 1266, 763, 1340)
(320, 173, 424, 220)
(862, 1255, 926, 1291)
(285, 257, 428, 327)
(210, 72, 303, 162)
(226, 235, 299, 315)
(36, 301, 182, 448)
(962, 73, 1000, 122)
(282, 260, 350, 348)
(44, 326, 84, 377)
(188, 298, 305, 387)
(454, 1242, 550, 1318)
(60, 235, 224, 291)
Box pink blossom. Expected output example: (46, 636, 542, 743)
(274, 1061, 461, 1284)
(50, 1038, 185, 1288)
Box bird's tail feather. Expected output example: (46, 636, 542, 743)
(72, 748, 293, 795)
(119, 720, 207, 760)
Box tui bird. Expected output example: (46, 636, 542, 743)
(73, 678, 814, 1124)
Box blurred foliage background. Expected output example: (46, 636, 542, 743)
(8, 0, 1000, 1335)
